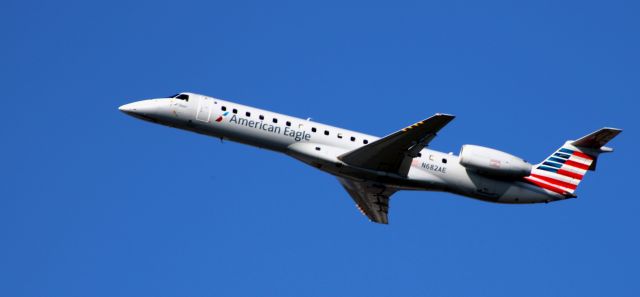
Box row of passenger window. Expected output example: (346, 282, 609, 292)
(220, 105, 369, 144)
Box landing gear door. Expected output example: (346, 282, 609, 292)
(196, 97, 213, 122)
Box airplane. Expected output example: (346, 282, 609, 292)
(119, 92, 622, 224)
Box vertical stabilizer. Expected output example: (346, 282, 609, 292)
(524, 128, 621, 196)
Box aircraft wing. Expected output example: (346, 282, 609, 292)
(337, 177, 397, 224)
(338, 113, 455, 176)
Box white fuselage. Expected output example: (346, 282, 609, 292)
(120, 93, 566, 204)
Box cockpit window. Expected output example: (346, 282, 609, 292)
(175, 94, 189, 101)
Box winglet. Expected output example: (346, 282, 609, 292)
(401, 114, 455, 132)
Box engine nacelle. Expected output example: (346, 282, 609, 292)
(459, 145, 532, 178)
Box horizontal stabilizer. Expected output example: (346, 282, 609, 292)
(572, 127, 622, 150)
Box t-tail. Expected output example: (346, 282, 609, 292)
(524, 127, 622, 198)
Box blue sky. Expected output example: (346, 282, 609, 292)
(1, 0, 638, 296)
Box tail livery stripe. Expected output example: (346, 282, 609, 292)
(564, 160, 590, 170)
(524, 176, 570, 195)
(542, 161, 563, 168)
(557, 148, 594, 161)
(557, 165, 587, 177)
(559, 148, 574, 154)
(532, 169, 580, 185)
(559, 163, 588, 174)
(537, 166, 559, 173)
(536, 147, 591, 181)
(572, 151, 593, 160)
(530, 174, 578, 190)
(548, 157, 567, 164)
(557, 169, 584, 180)
(568, 155, 592, 165)
(524, 127, 621, 196)
(526, 142, 600, 195)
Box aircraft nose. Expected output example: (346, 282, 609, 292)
(118, 100, 159, 117)
(118, 103, 136, 114)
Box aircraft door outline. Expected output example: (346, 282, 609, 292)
(196, 97, 213, 122)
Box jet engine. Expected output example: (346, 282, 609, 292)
(459, 145, 532, 178)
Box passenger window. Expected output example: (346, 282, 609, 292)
(442, 158, 447, 164)
(221, 106, 226, 111)
(324, 130, 329, 136)
(273, 118, 278, 124)
(350, 136, 356, 141)
(363, 139, 369, 144)
(286, 121, 291, 127)
(246, 111, 251, 117)
(259, 115, 264, 120)
(232, 108, 237, 114)
(312, 127, 317, 133)
(337, 133, 343, 139)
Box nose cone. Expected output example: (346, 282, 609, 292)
(118, 103, 136, 114)
(118, 100, 156, 116)
(118, 99, 169, 123)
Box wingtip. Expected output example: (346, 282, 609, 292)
(435, 113, 455, 118)
(372, 218, 389, 224)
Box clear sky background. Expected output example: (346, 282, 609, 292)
(1, 1, 638, 296)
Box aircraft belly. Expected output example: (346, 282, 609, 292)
(421, 162, 550, 203)
(498, 182, 565, 203)
(451, 172, 561, 204)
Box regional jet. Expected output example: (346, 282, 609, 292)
(119, 93, 621, 224)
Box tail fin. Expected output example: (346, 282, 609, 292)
(525, 128, 622, 197)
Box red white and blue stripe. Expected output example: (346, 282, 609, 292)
(524, 146, 594, 196)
